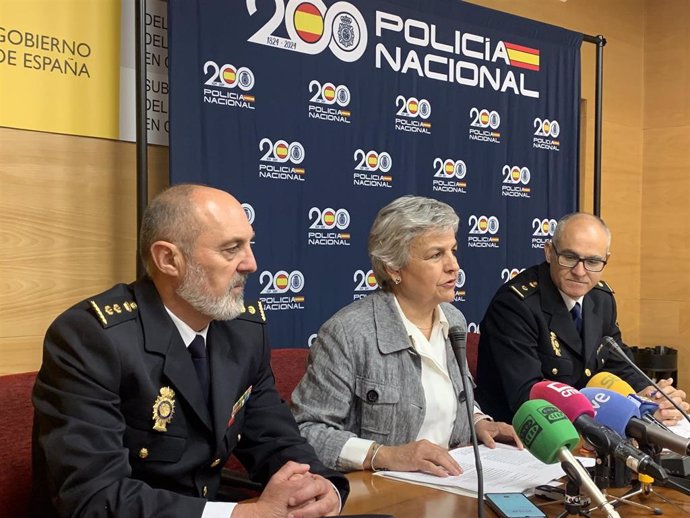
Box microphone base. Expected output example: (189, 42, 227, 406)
(658, 451, 690, 477)
(607, 480, 663, 515)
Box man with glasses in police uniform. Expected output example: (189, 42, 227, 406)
(475, 212, 688, 424)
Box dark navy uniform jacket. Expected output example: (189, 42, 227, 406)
(31, 277, 348, 518)
(475, 262, 647, 422)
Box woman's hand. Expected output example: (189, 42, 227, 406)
(475, 420, 524, 449)
(367, 440, 462, 477)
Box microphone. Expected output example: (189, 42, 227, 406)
(449, 325, 484, 518)
(602, 336, 690, 425)
(581, 387, 690, 457)
(588, 371, 635, 395)
(530, 381, 667, 480)
(513, 399, 620, 518)
(587, 370, 665, 426)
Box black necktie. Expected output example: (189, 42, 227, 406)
(570, 302, 583, 335)
(188, 334, 210, 406)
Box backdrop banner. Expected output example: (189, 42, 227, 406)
(168, 0, 582, 348)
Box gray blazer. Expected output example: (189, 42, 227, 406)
(291, 290, 474, 471)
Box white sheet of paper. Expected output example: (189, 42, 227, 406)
(374, 443, 594, 498)
(669, 418, 690, 439)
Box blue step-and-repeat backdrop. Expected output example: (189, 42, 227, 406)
(168, 0, 582, 348)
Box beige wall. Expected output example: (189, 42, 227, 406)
(641, 0, 690, 389)
(0, 128, 169, 374)
(1, 0, 687, 391)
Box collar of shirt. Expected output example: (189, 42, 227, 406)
(392, 296, 449, 342)
(558, 290, 584, 312)
(164, 306, 209, 348)
(392, 296, 450, 374)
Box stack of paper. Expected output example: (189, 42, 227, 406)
(375, 443, 593, 498)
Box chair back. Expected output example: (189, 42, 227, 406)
(271, 348, 310, 403)
(466, 332, 480, 379)
(0, 371, 36, 518)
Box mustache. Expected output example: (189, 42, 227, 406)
(230, 274, 249, 289)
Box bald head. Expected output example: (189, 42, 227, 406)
(552, 213, 611, 252)
(139, 184, 243, 275)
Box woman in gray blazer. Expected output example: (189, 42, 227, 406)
(291, 196, 520, 476)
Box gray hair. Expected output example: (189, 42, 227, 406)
(368, 195, 459, 291)
(139, 184, 204, 275)
(552, 212, 611, 251)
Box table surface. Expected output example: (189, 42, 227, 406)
(341, 470, 690, 517)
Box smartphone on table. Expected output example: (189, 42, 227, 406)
(485, 492, 546, 518)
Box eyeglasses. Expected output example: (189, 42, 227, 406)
(551, 243, 608, 272)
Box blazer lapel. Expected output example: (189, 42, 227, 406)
(372, 291, 414, 355)
(134, 279, 213, 431)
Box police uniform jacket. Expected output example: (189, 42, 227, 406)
(475, 262, 648, 423)
(31, 277, 348, 518)
(291, 289, 474, 471)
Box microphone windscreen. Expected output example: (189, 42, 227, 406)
(580, 387, 640, 437)
(587, 371, 635, 396)
(529, 381, 595, 422)
(627, 394, 659, 417)
(512, 399, 580, 464)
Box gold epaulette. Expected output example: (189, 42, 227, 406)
(509, 280, 539, 300)
(89, 296, 139, 328)
(593, 280, 614, 294)
(238, 301, 267, 324)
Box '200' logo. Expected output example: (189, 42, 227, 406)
(534, 118, 560, 138)
(259, 138, 305, 163)
(246, 0, 368, 62)
(203, 61, 255, 90)
(309, 80, 350, 106)
(354, 269, 378, 291)
(434, 158, 466, 179)
(354, 149, 392, 172)
(470, 108, 500, 129)
(309, 208, 350, 230)
(259, 270, 305, 294)
(396, 96, 431, 118)
(468, 215, 499, 235)
(502, 165, 530, 185)
(532, 218, 557, 237)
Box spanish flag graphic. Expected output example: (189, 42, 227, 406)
(294, 3, 324, 44)
(323, 85, 336, 102)
(323, 211, 336, 226)
(222, 68, 236, 85)
(275, 274, 289, 291)
(505, 42, 540, 71)
(275, 143, 289, 160)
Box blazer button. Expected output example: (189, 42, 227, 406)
(237, 433, 242, 441)
(202, 485, 208, 497)
(585, 368, 592, 377)
(366, 390, 379, 403)
(210, 458, 221, 468)
(551, 368, 558, 376)
(138, 448, 149, 459)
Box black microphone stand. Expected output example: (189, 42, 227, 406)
(556, 460, 592, 518)
(603, 337, 690, 426)
(449, 327, 484, 518)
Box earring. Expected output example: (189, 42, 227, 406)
(394, 277, 401, 285)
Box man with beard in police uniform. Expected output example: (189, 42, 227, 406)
(475, 212, 688, 424)
(31, 184, 348, 518)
